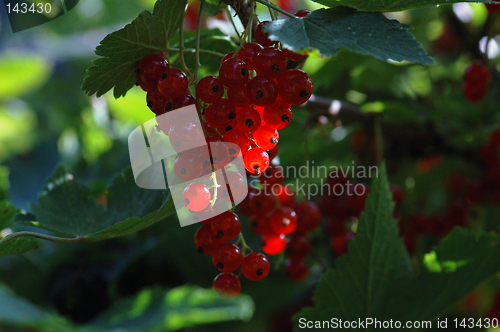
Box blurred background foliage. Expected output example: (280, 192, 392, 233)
(0, 0, 499, 331)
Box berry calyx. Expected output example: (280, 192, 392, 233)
(244, 148, 270, 174)
(241, 252, 271, 281)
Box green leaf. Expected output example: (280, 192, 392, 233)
(82, 0, 187, 98)
(0, 237, 39, 257)
(89, 286, 254, 331)
(294, 163, 500, 331)
(0, 200, 19, 230)
(311, 0, 495, 13)
(263, 8, 434, 65)
(205, 0, 226, 16)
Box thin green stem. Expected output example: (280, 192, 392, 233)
(236, 232, 253, 255)
(226, 8, 241, 42)
(209, 169, 220, 208)
(194, 0, 205, 97)
(0, 231, 84, 246)
(178, 8, 193, 80)
(254, 0, 294, 18)
(232, 1, 254, 56)
(265, 0, 276, 20)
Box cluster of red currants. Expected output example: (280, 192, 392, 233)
(197, 20, 313, 176)
(463, 61, 490, 103)
(238, 165, 322, 281)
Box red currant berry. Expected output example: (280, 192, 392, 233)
(219, 58, 249, 87)
(463, 81, 487, 103)
(294, 201, 321, 233)
(246, 76, 278, 106)
(465, 62, 490, 84)
(249, 215, 274, 235)
(261, 233, 286, 255)
(221, 171, 248, 203)
(136, 73, 153, 91)
(281, 47, 308, 62)
(237, 42, 264, 70)
(241, 252, 271, 281)
(244, 148, 270, 174)
(486, 2, 500, 13)
(255, 21, 275, 47)
(267, 144, 278, 162)
(183, 182, 211, 212)
(205, 99, 237, 128)
(269, 207, 298, 234)
(139, 53, 168, 86)
(201, 135, 229, 169)
(174, 150, 203, 181)
(146, 86, 170, 115)
(213, 273, 241, 298)
(285, 259, 308, 281)
(263, 101, 292, 130)
(221, 52, 234, 64)
(196, 76, 224, 103)
(255, 48, 287, 79)
(294, 9, 311, 17)
(277, 69, 313, 105)
(194, 224, 223, 254)
(237, 106, 262, 133)
(158, 68, 189, 98)
(390, 185, 404, 205)
(211, 211, 242, 241)
(253, 125, 279, 150)
(227, 84, 252, 107)
(168, 117, 205, 152)
(286, 234, 311, 260)
(212, 243, 243, 272)
(258, 164, 284, 187)
(223, 129, 251, 155)
(274, 184, 295, 207)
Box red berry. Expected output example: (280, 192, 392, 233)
(253, 125, 279, 150)
(286, 234, 311, 260)
(294, 201, 321, 233)
(465, 62, 490, 84)
(194, 224, 223, 254)
(269, 207, 298, 234)
(221, 52, 234, 64)
(146, 86, 170, 115)
(201, 135, 229, 169)
(274, 184, 295, 207)
(158, 68, 189, 98)
(463, 81, 487, 103)
(255, 48, 287, 79)
(285, 259, 308, 281)
(258, 164, 284, 187)
(277, 69, 313, 105)
(220, 171, 248, 203)
(263, 101, 292, 130)
(174, 150, 203, 181)
(183, 182, 211, 212)
(223, 129, 251, 155)
(261, 233, 286, 255)
(227, 84, 252, 107)
(219, 58, 249, 87)
(246, 76, 278, 106)
(294, 9, 311, 17)
(281, 47, 308, 62)
(213, 273, 241, 298)
(212, 243, 243, 272)
(237, 106, 262, 132)
(196, 76, 224, 103)
(241, 252, 271, 281)
(205, 99, 236, 128)
(168, 117, 205, 153)
(211, 211, 242, 241)
(237, 42, 264, 70)
(255, 21, 275, 47)
(249, 215, 274, 235)
(244, 148, 270, 174)
(136, 73, 153, 91)
(390, 185, 404, 205)
(139, 53, 168, 86)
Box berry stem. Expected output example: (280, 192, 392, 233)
(253, 0, 295, 18)
(178, 7, 194, 81)
(265, 0, 277, 21)
(226, 8, 241, 42)
(236, 232, 253, 255)
(194, 0, 205, 93)
(0, 231, 85, 246)
(232, 2, 255, 57)
(209, 168, 220, 208)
